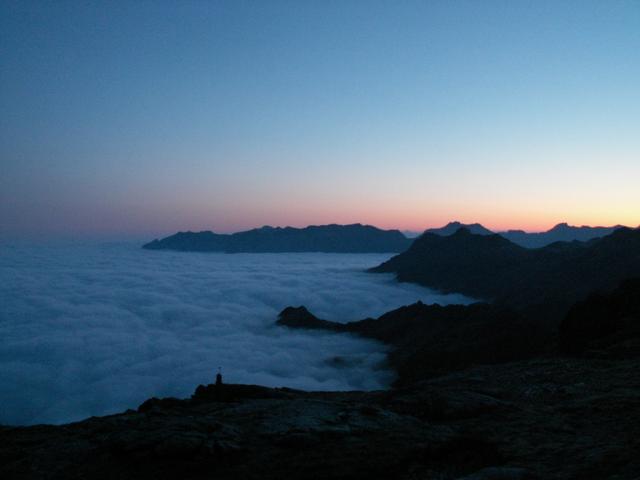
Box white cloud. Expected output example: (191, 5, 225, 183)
(0, 241, 471, 425)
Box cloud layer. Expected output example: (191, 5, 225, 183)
(0, 241, 471, 425)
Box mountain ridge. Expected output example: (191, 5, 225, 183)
(424, 221, 629, 248)
(500, 222, 626, 248)
(278, 300, 542, 386)
(371, 226, 640, 315)
(143, 223, 412, 253)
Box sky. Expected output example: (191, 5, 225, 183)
(1, 0, 639, 238)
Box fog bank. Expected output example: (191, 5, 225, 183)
(0, 241, 471, 425)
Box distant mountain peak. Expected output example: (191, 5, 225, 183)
(425, 222, 494, 237)
(500, 223, 628, 248)
(550, 222, 571, 231)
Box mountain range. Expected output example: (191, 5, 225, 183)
(143, 224, 412, 253)
(144, 221, 628, 253)
(425, 221, 495, 237)
(427, 221, 625, 248)
(371, 226, 640, 315)
(501, 222, 625, 247)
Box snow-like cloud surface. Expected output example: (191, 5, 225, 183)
(0, 241, 471, 425)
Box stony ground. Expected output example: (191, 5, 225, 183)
(2, 354, 638, 480)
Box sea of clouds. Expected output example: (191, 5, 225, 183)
(0, 240, 471, 425)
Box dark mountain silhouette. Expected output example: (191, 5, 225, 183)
(372, 228, 531, 300)
(144, 221, 629, 252)
(424, 221, 628, 248)
(371, 227, 640, 315)
(501, 222, 625, 248)
(425, 221, 494, 236)
(278, 278, 640, 389)
(143, 224, 412, 253)
(560, 278, 640, 354)
(401, 229, 422, 238)
(278, 302, 545, 386)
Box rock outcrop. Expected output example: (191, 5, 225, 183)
(278, 301, 547, 386)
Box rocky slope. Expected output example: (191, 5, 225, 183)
(143, 224, 412, 253)
(278, 302, 547, 386)
(370, 227, 640, 316)
(560, 278, 640, 354)
(2, 354, 639, 480)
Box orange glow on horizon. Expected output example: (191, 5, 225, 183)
(212, 211, 639, 235)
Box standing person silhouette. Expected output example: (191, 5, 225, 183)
(216, 367, 223, 386)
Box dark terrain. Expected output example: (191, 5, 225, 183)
(143, 223, 412, 253)
(424, 222, 625, 248)
(425, 221, 625, 248)
(3, 348, 639, 479)
(3, 280, 640, 479)
(278, 302, 546, 386)
(4, 228, 640, 479)
(371, 226, 640, 316)
(500, 222, 624, 248)
(425, 221, 495, 237)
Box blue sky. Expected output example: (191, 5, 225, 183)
(1, 0, 639, 237)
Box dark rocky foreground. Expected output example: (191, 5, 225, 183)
(2, 355, 639, 480)
(3, 279, 640, 479)
(4, 253, 640, 479)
